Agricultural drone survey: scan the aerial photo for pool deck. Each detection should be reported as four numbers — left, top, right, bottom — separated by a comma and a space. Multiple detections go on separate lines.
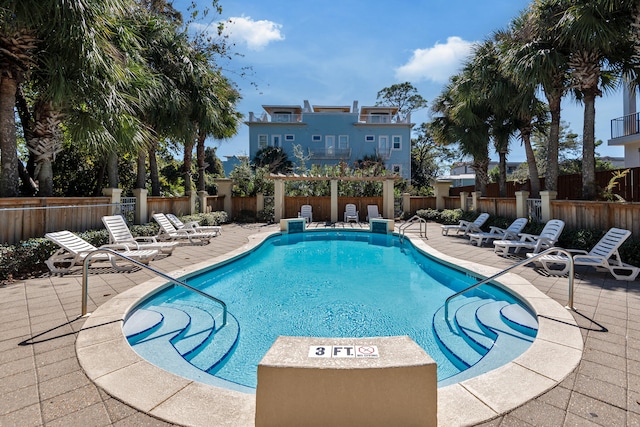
1, 221, 639, 426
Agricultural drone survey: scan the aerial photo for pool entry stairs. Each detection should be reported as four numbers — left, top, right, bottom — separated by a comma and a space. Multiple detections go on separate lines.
433, 295, 538, 387
123, 301, 249, 392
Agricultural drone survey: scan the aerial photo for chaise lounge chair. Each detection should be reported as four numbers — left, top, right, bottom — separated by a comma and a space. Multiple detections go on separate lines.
493, 219, 565, 256
165, 213, 221, 235
535, 227, 639, 280
102, 215, 179, 254
441, 213, 489, 236
298, 205, 313, 223
152, 213, 216, 245
366, 205, 382, 221
45, 230, 158, 275
344, 204, 359, 223
468, 217, 528, 247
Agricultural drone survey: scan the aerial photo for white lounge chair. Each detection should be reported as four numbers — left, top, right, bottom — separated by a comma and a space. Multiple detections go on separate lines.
366, 205, 382, 221
152, 213, 216, 245
535, 227, 639, 280
441, 213, 489, 236
165, 213, 221, 235
102, 215, 178, 254
468, 217, 528, 247
344, 204, 359, 223
298, 205, 313, 223
45, 230, 158, 275
493, 219, 565, 256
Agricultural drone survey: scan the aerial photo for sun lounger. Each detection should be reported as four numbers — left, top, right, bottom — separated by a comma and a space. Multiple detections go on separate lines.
441, 213, 489, 236
468, 217, 528, 247
344, 204, 359, 223
45, 230, 158, 275
534, 227, 639, 280
493, 219, 565, 256
102, 215, 178, 254
152, 213, 216, 245
165, 213, 221, 235
366, 205, 382, 221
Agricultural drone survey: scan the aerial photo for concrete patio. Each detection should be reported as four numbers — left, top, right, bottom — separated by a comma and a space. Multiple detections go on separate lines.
1, 221, 639, 426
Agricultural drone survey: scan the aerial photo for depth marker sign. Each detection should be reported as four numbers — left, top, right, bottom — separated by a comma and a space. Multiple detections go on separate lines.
308, 345, 379, 358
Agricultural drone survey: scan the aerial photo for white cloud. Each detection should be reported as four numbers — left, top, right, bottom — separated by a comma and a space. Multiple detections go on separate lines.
223, 16, 284, 51
395, 36, 474, 83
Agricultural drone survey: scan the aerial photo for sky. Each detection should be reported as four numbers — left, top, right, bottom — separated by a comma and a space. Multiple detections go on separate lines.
178, 0, 627, 164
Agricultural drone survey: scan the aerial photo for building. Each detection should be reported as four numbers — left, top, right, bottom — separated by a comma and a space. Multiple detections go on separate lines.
439, 161, 521, 187
608, 83, 640, 166
221, 155, 247, 177
245, 100, 413, 179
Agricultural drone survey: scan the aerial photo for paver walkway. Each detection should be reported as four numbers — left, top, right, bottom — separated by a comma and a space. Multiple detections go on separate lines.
1, 221, 639, 426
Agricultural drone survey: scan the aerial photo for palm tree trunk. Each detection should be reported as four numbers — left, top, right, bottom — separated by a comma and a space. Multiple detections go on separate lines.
183, 139, 195, 195
107, 152, 119, 188
545, 92, 561, 192
498, 150, 507, 197
581, 91, 597, 200
0, 75, 21, 197
148, 142, 160, 196
521, 128, 540, 198
196, 130, 206, 192
136, 149, 146, 189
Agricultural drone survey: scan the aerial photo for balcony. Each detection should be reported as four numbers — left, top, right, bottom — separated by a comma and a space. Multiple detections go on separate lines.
358, 113, 411, 124
247, 112, 303, 123
610, 112, 640, 139
309, 148, 352, 160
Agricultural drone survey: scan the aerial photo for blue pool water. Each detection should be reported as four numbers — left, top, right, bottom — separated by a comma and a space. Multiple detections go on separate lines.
126, 230, 537, 390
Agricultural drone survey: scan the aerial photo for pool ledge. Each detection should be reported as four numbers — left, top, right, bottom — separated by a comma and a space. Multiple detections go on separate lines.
76, 230, 583, 427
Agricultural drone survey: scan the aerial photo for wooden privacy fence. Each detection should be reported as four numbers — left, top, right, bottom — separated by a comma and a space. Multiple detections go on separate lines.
147, 196, 190, 217
476, 198, 517, 218
0, 197, 112, 244
284, 196, 384, 222
551, 200, 640, 236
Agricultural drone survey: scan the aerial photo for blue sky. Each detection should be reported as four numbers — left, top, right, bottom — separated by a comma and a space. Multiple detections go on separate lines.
181, 0, 625, 164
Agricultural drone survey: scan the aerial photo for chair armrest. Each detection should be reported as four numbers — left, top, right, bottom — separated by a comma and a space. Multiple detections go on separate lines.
134, 236, 160, 243
488, 226, 506, 235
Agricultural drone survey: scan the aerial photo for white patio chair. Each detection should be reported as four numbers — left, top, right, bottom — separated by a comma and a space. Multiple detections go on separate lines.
165, 213, 221, 235
102, 215, 178, 254
493, 219, 565, 256
366, 205, 382, 221
344, 204, 359, 223
468, 217, 528, 247
45, 230, 158, 275
535, 227, 639, 280
441, 213, 489, 236
152, 213, 216, 245
298, 205, 313, 223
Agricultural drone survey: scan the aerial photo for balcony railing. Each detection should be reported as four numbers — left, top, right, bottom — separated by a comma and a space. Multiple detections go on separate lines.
359, 114, 410, 124
248, 112, 303, 123
611, 112, 640, 139
309, 148, 352, 160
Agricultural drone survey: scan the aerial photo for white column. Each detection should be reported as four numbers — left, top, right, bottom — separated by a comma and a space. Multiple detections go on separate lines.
132, 188, 148, 224
274, 179, 285, 221
515, 191, 529, 219
540, 190, 557, 222
331, 180, 338, 223
382, 179, 394, 219
434, 181, 451, 210
102, 188, 122, 215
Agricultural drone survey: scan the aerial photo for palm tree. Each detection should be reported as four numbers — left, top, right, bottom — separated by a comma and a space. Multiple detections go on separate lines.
553, 0, 635, 199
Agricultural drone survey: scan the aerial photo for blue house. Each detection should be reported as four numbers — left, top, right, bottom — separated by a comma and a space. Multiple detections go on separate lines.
245, 100, 413, 179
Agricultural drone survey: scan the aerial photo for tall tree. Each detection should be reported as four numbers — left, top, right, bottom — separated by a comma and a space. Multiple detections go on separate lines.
375, 82, 427, 120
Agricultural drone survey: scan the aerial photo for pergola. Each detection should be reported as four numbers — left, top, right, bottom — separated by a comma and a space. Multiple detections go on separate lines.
269, 174, 400, 222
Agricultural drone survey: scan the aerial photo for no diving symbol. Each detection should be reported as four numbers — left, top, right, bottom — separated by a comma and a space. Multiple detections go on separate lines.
358, 346, 375, 354
356, 345, 379, 358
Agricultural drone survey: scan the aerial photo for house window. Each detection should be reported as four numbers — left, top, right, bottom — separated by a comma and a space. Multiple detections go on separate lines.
312, 135, 322, 142
338, 135, 349, 149
365, 135, 375, 142
271, 135, 281, 147
392, 135, 402, 150
392, 164, 402, 174
258, 134, 268, 149
285, 134, 295, 142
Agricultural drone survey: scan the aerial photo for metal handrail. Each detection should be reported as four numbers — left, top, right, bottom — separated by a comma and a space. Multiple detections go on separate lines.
82, 248, 227, 328
398, 215, 427, 241
444, 247, 575, 320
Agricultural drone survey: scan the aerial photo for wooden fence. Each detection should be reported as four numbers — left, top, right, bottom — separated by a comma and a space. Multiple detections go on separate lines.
148, 196, 191, 217
0, 197, 112, 244
284, 196, 384, 222
551, 200, 640, 236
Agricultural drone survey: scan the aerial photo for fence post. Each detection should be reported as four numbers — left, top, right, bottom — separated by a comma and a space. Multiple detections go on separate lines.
460, 192, 468, 211
434, 181, 451, 210
471, 192, 479, 212
198, 190, 209, 213
256, 193, 264, 213
331, 179, 338, 222
102, 188, 122, 215
382, 179, 394, 219
540, 190, 557, 222
515, 191, 529, 219
132, 188, 148, 224
215, 179, 234, 219
402, 193, 411, 217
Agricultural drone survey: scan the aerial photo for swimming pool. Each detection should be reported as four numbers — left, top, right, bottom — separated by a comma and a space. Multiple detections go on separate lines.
124, 229, 538, 390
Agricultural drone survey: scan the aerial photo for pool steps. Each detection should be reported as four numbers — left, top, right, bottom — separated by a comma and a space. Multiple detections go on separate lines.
434, 296, 537, 387
124, 295, 537, 390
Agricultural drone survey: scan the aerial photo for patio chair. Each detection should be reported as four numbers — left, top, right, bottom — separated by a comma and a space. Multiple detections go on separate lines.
493, 219, 565, 256
535, 227, 639, 280
441, 212, 489, 236
45, 230, 158, 275
165, 213, 221, 235
344, 204, 359, 223
366, 205, 382, 221
152, 213, 216, 245
102, 215, 178, 254
298, 205, 313, 223
468, 217, 528, 247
